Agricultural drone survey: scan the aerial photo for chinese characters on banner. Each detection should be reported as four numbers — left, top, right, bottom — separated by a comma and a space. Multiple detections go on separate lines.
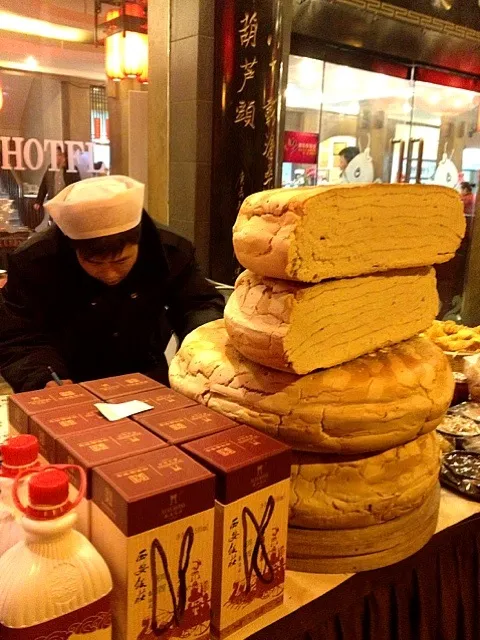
210, 0, 284, 284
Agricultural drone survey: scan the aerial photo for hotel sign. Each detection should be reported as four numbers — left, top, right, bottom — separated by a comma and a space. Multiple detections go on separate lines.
0, 137, 94, 172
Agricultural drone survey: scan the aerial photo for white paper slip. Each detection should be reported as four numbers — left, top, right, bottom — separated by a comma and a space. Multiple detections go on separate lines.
94, 400, 154, 422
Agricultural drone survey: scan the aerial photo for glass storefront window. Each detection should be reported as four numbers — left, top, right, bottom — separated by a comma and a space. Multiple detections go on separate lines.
0, 68, 109, 233
283, 56, 480, 192
282, 55, 480, 319
283, 57, 324, 187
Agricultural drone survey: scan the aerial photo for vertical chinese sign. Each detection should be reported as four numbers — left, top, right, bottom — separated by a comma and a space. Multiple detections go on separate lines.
210, 0, 284, 284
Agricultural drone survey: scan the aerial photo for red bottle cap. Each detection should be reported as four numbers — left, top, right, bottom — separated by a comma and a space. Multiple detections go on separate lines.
1, 435, 39, 470
28, 469, 69, 508
12, 464, 85, 520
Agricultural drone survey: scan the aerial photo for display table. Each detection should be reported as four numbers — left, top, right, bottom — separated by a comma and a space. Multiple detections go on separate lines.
228, 489, 480, 640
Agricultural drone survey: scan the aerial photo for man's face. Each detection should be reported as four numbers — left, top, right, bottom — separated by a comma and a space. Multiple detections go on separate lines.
76, 244, 139, 286
339, 155, 348, 171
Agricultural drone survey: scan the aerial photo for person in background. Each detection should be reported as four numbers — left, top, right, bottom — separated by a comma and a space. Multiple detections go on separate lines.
0, 176, 224, 391
435, 182, 475, 318
338, 146, 360, 179
459, 181, 475, 237
33, 146, 81, 212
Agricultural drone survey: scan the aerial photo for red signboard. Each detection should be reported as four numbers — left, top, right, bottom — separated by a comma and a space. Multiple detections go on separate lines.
284, 131, 319, 164
94, 117, 101, 140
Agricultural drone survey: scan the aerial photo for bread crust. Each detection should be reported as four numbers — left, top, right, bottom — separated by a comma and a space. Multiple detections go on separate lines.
289, 433, 440, 529
287, 484, 440, 573
169, 320, 454, 454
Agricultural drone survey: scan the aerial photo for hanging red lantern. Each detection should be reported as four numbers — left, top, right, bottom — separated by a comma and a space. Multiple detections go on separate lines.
98, 1, 148, 82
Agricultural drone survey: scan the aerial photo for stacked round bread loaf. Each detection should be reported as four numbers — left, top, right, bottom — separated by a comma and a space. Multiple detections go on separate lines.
170, 184, 465, 573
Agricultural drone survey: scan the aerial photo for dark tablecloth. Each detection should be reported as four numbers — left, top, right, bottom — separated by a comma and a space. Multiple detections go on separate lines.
248, 514, 480, 640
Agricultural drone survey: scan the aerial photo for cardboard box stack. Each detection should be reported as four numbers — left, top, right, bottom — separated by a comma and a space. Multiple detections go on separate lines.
6, 374, 236, 540
6, 374, 292, 638
170, 183, 466, 573
8, 384, 96, 437
30, 401, 124, 463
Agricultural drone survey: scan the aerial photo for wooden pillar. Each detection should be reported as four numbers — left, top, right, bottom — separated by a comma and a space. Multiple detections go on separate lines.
209, 0, 290, 284
107, 78, 136, 176
147, 0, 170, 225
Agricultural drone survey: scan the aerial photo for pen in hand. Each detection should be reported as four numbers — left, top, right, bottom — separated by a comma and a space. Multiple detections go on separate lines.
47, 366, 63, 386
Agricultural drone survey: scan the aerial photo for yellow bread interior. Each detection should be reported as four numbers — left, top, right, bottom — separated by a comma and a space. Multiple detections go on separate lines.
233, 184, 465, 282
225, 267, 439, 374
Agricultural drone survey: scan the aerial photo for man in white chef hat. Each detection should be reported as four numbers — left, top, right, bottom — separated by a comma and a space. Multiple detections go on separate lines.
0, 175, 224, 391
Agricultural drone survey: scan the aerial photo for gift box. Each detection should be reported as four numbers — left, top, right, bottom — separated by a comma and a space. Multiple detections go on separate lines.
91, 447, 215, 640
184, 426, 291, 639
56, 422, 166, 537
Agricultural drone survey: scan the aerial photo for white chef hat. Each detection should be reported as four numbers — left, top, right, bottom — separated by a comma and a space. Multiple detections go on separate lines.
44, 175, 144, 240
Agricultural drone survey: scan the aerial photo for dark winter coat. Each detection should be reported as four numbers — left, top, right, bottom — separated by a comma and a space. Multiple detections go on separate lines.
0, 213, 224, 392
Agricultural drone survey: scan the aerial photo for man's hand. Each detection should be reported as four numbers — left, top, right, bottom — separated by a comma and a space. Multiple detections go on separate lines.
33, 203, 41, 212
45, 379, 73, 388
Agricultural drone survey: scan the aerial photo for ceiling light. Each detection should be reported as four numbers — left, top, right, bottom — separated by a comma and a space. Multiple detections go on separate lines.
285, 84, 301, 107
402, 102, 412, 114
428, 93, 441, 105
285, 84, 323, 109
330, 102, 360, 116
0, 11, 92, 43
25, 56, 38, 70
453, 97, 466, 109
298, 58, 322, 87
332, 66, 356, 90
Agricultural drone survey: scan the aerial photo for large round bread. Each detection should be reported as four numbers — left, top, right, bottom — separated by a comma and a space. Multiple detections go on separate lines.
169, 320, 454, 454
225, 268, 439, 374
287, 484, 440, 573
233, 184, 465, 282
289, 433, 440, 529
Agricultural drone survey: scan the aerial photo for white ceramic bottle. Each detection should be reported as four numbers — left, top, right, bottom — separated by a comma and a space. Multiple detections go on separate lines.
0, 465, 113, 639
0, 434, 39, 556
